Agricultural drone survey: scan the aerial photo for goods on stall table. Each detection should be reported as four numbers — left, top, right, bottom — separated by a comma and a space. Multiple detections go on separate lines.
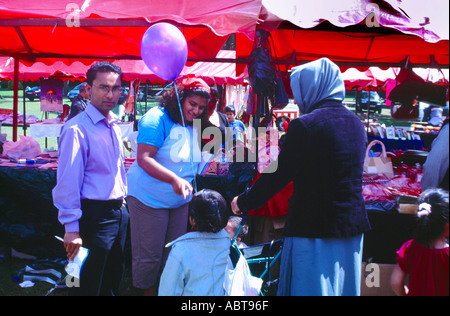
2, 135, 41, 161
362, 163, 422, 213
199, 147, 234, 177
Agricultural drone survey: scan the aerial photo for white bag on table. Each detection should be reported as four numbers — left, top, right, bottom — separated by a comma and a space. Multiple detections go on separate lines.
2, 135, 41, 161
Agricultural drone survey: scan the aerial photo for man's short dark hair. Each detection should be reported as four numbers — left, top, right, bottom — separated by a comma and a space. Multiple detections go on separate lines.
86, 61, 123, 86
79, 82, 87, 92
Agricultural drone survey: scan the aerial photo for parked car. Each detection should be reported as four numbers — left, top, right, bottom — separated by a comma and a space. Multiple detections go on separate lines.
67, 83, 82, 101
356, 90, 383, 114
25, 86, 40, 101
118, 87, 145, 104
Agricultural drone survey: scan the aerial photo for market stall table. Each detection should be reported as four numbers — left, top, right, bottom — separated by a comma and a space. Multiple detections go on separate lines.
0, 155, 421, 264
0, 160, 63, 258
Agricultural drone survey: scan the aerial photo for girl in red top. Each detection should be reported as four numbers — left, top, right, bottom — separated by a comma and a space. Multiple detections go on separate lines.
391, 189, 449, 296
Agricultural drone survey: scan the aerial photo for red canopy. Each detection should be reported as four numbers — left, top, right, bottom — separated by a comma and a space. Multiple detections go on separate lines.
0, 51, 245, 84
259, 0, 448, 43
341, 67, 397, 90
0, 57, 87, 81
1, 0, 448, 140
0, 0, 261, 65
232, 0, 449, 74
0, 0, 448, 70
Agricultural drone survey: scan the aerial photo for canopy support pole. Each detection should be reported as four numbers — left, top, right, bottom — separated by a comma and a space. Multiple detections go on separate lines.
13, 58, 19, 142
22, 82, 27, 136
367, 90, 371, 138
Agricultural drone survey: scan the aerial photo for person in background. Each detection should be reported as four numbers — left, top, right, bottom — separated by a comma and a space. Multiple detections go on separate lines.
422, 103, 438, 123
422, 117, 449, 191
158, 189, 230, 296
202, 87, 229, 153
207, 87, 229, 135
225, 216, 248, 248
391, 188, 449, 296
123, 119, 139, 158
231, 58, 370, 296
428, 106, 444, 127
126, 77, 210, 296
225, 105, 247, 145
278, 115, 290, 132
67, 82, 90, 120
52, 61, 128, 296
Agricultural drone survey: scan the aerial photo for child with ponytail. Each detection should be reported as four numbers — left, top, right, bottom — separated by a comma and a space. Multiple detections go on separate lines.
391, 188, 449, 296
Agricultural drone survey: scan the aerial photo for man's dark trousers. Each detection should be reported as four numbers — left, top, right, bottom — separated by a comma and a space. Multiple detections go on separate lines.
69, 199, 129, 296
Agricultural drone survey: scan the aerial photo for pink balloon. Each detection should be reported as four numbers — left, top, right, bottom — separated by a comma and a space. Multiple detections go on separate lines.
140, 23, 188, 81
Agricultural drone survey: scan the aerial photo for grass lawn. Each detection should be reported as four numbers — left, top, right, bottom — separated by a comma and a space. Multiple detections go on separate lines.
0, 256, 139, 296
0, 257, 62, 296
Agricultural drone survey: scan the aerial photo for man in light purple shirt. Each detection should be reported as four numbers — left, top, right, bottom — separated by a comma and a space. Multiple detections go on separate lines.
52, 61, 128, 296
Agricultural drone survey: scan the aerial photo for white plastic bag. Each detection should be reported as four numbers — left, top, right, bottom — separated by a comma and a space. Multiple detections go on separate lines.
224, 254, 263, 296
2, 135, 41, 161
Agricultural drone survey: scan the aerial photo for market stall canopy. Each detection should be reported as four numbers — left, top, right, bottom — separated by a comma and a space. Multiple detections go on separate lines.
0, 0, 261, 65
234, 0, 449, 73
384, 67, 449, 106
260, 0, 448, 43
0, 57, 87, 81
342, 67, 397, 90
388, 81, 447, 106
413, 68, 449, 83
341, 66, 449, 105
179, 50, 245, 85
0, 0, 448, 71
0, 51, 244, 84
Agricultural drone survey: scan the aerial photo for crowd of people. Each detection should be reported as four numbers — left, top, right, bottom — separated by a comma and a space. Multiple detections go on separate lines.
51, 59, 448, 296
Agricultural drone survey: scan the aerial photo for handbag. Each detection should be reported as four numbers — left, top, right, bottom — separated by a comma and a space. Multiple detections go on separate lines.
269, 34, 289, 109
274, 72, 289, 109
364, 140, 394, 178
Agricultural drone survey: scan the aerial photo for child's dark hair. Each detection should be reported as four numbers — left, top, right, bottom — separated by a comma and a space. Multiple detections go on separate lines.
189, 189, 229, 233
224, 105, 235, 114
415, 188, 449, 247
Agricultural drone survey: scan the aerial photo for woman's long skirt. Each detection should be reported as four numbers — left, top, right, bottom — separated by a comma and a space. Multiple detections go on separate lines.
277, 234, 364, 296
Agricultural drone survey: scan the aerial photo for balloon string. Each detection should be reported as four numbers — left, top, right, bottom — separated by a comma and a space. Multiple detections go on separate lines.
173, 80, 186, 128
173, 79, 198, 194
155, 81, 175, 96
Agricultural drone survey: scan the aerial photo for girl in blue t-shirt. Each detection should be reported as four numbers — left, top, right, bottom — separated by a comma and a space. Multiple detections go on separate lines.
126, 77, 211, 296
